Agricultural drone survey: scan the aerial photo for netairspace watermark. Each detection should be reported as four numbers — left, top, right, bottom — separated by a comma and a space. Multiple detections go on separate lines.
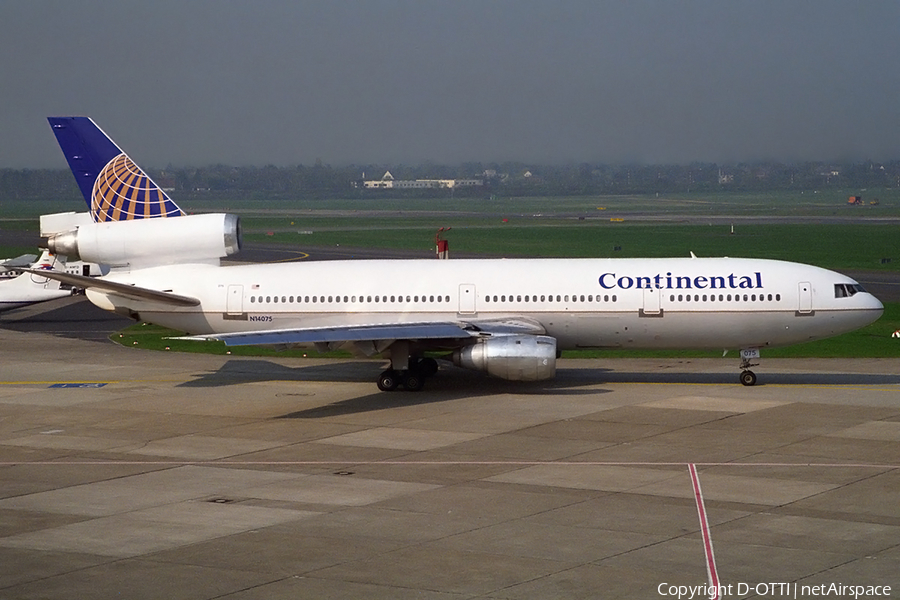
658, 582, 892, 599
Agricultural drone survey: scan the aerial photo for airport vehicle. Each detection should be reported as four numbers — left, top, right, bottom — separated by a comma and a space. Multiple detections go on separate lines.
0, 249, 72, 312
33, 117, 884, 390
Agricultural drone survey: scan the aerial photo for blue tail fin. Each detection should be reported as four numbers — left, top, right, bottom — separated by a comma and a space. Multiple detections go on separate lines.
48, 117, 185, 222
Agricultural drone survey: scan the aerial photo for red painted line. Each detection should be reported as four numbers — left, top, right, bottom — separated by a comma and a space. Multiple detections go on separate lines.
689, 463, 720, 599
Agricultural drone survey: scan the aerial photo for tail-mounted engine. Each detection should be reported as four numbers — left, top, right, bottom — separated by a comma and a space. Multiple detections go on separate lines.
452, 335, 557, 381
46, 213, 241, 267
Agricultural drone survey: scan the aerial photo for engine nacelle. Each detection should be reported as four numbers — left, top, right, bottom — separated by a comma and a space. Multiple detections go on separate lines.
452, 335, 557, 381
46, 213, 241, 267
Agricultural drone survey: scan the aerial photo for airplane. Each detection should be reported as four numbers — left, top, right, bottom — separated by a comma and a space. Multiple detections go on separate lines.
31, 117, 884, 391
0, 249, 73, 313
1, 253, 103, 279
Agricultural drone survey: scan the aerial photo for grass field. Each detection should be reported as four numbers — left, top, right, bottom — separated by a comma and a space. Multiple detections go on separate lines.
183, 187, 900, 217
6, 190, 898, 272
247, 222, 899, 272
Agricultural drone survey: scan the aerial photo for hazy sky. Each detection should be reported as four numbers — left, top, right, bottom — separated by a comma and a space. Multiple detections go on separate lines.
2, 1, 899, 168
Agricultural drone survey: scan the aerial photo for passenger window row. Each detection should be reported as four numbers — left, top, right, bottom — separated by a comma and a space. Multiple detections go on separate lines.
483, 294, 618, 303
669, 293, 781, 303
248, 292, 783, 307
250, 294, 451, 305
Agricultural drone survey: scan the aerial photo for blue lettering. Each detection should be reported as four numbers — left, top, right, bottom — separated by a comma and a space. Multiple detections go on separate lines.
598, 271, 764, 291
599, 273, 616, 289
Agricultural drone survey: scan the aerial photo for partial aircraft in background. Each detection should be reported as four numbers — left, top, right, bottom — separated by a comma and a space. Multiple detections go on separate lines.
31, 117, 884, 391
0, 254, 38, 278
0, 249, 73, 313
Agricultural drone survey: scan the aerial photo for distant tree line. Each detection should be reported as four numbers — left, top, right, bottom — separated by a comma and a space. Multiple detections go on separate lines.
2, 160, 900, 201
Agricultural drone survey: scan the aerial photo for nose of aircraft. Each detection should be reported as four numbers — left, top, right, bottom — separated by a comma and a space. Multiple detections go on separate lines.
864, 292, 885, 322
873, 294, 884, 311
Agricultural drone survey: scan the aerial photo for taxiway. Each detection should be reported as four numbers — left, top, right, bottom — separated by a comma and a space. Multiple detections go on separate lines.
1, 323, 898, 599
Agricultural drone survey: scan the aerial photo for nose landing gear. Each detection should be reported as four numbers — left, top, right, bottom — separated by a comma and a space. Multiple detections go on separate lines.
739, 348, 760, 386
739, 369, 757, 386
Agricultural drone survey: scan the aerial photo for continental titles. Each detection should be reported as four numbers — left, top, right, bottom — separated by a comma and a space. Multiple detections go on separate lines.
599, 272, 763, 291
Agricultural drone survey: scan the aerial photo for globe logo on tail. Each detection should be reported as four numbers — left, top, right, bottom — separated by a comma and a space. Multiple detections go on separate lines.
91, 154, 185, 222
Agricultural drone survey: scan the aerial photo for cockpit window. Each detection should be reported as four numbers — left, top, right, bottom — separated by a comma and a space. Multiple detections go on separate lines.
834, 283, 866, 298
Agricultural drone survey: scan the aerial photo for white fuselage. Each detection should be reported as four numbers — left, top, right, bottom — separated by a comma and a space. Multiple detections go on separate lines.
89, 257, 883, 351
0, 271, 71, 313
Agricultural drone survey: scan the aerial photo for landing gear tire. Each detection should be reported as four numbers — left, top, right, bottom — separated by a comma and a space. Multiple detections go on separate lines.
377, 369, 401, 392
402, 370, 425, 392
740, 370, 757, 387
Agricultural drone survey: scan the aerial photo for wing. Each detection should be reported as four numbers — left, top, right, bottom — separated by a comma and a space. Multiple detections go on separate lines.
185, 322, 476, 346
179, 316, 547, 347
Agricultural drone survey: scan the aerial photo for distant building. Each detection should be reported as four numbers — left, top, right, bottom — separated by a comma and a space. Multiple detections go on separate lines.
361, 171, 483, 189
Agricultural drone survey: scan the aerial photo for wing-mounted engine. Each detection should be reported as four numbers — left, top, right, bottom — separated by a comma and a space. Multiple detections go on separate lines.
45, 213, 241, 268
452, 335, 557, 381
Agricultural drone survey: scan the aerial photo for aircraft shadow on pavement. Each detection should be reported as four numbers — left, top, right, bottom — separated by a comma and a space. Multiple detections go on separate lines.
277, 376, 616, 419
177, 359, 900, 418
176, 359, 615, 418
177, 358, 377, 387
178, 359, 618, 391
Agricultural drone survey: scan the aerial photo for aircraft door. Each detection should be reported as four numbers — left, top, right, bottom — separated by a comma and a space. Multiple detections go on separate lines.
798, 282, 812, 314
642, 286, 661, 316
458, 283, 476, 315
226, 284, 244, 316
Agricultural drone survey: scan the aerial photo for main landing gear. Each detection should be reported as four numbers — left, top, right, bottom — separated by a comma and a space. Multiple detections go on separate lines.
377, 358, 439, 392
377, 341, 438, 392
739, 348, 760, 386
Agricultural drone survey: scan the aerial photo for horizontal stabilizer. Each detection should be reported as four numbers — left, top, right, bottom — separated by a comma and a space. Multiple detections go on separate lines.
0, 254, 38, 269
21, 269, 199, 307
